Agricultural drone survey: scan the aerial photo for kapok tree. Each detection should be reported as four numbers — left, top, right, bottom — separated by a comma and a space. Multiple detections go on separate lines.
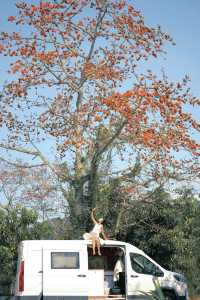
0, 0, 199, 236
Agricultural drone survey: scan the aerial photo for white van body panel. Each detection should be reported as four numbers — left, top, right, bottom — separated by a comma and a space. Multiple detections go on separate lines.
25, 249, 42, 295
15, 240, 188, 300
126, 244, 156, 295
43, 244, 88, 296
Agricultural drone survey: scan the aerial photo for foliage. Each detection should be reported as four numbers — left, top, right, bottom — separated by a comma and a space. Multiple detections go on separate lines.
112, 187, 200, 296
0, 204, 51, 295
170, 189, 200, 296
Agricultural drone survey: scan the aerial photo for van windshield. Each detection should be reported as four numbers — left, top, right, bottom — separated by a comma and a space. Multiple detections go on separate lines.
130, 253, 162, 276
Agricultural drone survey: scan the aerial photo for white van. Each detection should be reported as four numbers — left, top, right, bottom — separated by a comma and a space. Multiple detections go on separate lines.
15, 240, 188, 300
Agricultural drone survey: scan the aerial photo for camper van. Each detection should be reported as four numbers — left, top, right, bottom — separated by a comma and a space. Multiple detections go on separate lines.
15, 240, 188, 300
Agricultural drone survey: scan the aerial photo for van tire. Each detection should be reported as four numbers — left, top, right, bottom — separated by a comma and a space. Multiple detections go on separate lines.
162, 290, 177, 300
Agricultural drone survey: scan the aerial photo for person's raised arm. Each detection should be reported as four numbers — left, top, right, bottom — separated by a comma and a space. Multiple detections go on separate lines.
91, 208, 98, 224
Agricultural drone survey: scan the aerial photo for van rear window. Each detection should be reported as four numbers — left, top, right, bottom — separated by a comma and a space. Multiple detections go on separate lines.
51, 252, 79, 269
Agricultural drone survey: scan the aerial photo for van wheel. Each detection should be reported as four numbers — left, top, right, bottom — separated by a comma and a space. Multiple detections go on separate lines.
163, 290, 176, 300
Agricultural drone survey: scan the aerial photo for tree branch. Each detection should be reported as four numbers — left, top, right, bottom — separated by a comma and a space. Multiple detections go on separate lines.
30, 141, 55, 174
0, 143, 39, 156
92, 120, 127, 165
0, 157, 46, 169
76, 3, 108, 110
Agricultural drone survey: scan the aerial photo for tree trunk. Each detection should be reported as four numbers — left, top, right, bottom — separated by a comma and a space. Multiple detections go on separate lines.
66, 162, 99, 238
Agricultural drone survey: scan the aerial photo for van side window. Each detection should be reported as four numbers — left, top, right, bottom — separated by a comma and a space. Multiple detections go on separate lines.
130, 253, 163, 276
51, 252, 79, 269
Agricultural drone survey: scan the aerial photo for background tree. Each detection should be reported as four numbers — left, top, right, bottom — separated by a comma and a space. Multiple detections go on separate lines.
0, 160, 65, 220
170, 189, 200, 296
110, 186, 200, 296
0, 204, 47, 295
0, 0, 199, 237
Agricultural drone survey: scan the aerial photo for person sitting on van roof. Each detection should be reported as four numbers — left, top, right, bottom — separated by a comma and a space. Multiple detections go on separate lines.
83, 208, 108, 256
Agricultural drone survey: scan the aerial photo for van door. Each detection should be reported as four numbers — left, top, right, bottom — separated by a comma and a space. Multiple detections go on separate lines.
43, 244, 88, 298
126, 252, 164, 297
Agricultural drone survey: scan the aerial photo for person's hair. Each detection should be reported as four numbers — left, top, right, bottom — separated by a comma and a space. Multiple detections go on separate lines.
100, 218, 106, 225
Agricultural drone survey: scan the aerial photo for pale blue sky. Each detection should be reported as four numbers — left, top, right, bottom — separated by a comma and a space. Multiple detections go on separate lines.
136, 0, 200, 84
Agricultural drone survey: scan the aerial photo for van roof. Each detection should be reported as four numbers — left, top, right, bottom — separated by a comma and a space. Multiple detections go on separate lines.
20, 239, 142, 253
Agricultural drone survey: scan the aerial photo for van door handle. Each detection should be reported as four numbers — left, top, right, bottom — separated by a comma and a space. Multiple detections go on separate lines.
77, 274, 86, 277
131, 275, 139, 278
38, 271, 43, 273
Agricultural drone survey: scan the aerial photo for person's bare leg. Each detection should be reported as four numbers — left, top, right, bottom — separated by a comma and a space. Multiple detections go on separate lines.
96, 238, 101, 255
92, 237, 96, 255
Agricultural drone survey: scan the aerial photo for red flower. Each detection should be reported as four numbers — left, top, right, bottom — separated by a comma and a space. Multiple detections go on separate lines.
31, 6, 38, 12
0, 44, 4, 52
8, 16, 16, 22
